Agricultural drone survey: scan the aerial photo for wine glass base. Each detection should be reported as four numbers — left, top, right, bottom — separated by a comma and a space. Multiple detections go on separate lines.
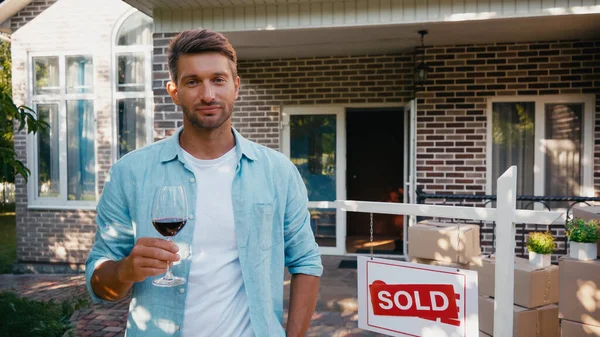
152, 276, 186, 287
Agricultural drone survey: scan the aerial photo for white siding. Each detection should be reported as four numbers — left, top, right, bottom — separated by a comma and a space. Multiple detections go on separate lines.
150, 0, 600, 32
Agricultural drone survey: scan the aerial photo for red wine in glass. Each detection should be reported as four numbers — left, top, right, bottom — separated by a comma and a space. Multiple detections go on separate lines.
152, 185, 187, 287
152, 218, 187, 237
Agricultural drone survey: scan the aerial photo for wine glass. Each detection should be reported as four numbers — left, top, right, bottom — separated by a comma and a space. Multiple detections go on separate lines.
151, 185, 187, 287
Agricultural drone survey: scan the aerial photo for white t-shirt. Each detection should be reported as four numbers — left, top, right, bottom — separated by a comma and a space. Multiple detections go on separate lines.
181, 146, 254, 337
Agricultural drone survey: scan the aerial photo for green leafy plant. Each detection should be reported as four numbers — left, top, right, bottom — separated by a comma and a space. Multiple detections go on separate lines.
0, 291, 89, 337
0, 41, 49, 183
566, 218, 600, 243
526, 231, 556, 255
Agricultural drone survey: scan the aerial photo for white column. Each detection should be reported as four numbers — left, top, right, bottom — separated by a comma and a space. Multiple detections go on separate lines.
493, 166, 518, 337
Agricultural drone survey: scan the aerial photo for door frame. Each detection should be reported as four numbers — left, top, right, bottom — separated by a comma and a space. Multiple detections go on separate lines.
281, 106, 347, 255
403, 99, 417, 256
281, 103, 417, 256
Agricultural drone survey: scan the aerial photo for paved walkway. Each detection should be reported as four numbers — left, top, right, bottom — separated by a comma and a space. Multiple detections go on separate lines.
0, 256, 389, 337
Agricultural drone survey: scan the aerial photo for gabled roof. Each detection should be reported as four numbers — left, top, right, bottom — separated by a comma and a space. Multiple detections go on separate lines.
0, 0, 33, 32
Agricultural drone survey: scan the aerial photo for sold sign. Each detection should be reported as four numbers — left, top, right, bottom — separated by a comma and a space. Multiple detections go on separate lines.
369, 281, 461, 327
358, 257, 479, 337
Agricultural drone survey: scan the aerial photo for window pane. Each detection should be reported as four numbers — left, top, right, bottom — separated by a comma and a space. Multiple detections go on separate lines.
310, 208, 336, 247
66, 55, 93, 94
37, 103, 60, 198
290, 114, 336, 202
491, 102, 535, 205
117, 12, 153, 46
67, 100, 96, 201
117, 53, 145, 92
33, 57, 59, 95
118, 98, 147, 158
545, 103, 583, 208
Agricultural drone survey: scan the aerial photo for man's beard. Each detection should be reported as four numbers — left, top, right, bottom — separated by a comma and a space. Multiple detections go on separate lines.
182, 101, 233, 130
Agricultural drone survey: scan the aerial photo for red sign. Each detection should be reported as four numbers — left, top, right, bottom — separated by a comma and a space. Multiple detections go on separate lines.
369, 281, 461, 327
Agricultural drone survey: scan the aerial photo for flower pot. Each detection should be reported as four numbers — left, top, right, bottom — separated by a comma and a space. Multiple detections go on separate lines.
569, 242, 598, 261
528, 251, 551, 268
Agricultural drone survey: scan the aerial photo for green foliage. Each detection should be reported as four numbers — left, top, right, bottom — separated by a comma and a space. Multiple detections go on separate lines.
0, 41, 49, 183
566, 218, 600, 243
0, 291, 89, 337
526, 231, 556, 255
0, 214, 16, 274
492, 103, 535, 145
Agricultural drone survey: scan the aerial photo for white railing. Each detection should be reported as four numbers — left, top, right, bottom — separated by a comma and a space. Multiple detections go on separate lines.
336, 166, 564, 337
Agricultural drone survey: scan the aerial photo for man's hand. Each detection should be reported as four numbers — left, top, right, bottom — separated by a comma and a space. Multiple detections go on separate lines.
91, 237, 180, 301
117, 237, 180, 283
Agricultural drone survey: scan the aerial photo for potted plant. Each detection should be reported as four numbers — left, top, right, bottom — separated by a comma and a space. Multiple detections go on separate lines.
526, 231, 555, 268
566, 218, 599, 261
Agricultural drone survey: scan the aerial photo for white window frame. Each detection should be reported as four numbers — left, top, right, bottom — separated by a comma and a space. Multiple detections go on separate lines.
27, 51, 98, 210
111, 8, 154, 163
281, 106, 347, 255
486, 94, 595, 205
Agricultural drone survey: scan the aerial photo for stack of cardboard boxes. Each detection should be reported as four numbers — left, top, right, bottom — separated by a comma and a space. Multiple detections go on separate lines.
471, 256, 560, 336
407, 220, 481, 268
408, 210, 600, 336
559, 206, 600, 337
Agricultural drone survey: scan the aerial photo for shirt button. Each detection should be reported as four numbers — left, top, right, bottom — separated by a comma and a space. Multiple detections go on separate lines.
188, 214, 195, 220
189, 177, 195, 183
176, 325, 180, 331
179, 288, 185, 294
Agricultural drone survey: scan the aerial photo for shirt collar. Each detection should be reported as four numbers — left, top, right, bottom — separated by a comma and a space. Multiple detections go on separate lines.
159, 126, 257, 163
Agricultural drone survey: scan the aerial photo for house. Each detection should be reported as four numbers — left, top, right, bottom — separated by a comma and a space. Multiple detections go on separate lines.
2, 0, 599, 272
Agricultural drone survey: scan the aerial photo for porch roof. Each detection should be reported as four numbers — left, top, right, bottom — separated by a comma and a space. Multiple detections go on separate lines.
122, 0, 600, 60
222, 15, 600, 60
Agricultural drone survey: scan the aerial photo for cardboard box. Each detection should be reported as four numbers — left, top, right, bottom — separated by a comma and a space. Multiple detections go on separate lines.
572, 205, 600, 259
559, 258, 600, 327
479, 296, 559, 337
471, 256, 559, 308
408, 221, 481, 264
408, 256, 471, 270
561, 319, 600, 337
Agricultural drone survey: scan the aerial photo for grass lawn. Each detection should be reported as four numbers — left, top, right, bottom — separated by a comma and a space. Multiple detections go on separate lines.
0, 213, 16, 274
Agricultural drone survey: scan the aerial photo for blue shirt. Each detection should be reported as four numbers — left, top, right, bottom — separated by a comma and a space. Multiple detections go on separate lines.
85, 127, 323, 337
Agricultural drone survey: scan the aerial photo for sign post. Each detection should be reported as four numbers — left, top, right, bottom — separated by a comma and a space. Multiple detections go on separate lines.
338, 166, 564, 337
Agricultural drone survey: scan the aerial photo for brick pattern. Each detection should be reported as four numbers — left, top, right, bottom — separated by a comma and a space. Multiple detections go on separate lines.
9, 0, 58, 32
414, 40, 600, 257
415, 40, 600, 196
11, 0, 132, 266
152, 33, 414, 147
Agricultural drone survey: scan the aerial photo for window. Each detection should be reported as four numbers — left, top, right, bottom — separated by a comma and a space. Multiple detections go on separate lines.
29, 54, 96, 208
113, 11, 153, 159
487, 95, 595, 209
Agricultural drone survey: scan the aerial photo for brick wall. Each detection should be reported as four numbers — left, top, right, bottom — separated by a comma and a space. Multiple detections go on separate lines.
10, 0, 58, 32
11, 0, 132, 271
414, 40, 600, 257
152, 32, 414, 146
416, 40, 600, 196
154, 35, 599, 196
154, 34, 599, 260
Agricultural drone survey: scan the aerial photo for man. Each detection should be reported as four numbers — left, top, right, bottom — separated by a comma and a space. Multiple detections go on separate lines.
86, 28, 323, 337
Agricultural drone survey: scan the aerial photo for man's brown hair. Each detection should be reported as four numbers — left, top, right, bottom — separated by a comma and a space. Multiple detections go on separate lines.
167, 29, 238, 83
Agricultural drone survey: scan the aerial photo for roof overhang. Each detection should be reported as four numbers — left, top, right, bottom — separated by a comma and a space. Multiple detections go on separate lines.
0, 0, 33, 31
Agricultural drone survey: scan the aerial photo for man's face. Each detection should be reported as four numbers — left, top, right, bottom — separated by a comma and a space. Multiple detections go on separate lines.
167, 52, 240, 130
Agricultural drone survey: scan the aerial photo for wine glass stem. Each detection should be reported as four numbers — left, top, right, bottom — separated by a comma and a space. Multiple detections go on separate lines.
164, 237, 174, 280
